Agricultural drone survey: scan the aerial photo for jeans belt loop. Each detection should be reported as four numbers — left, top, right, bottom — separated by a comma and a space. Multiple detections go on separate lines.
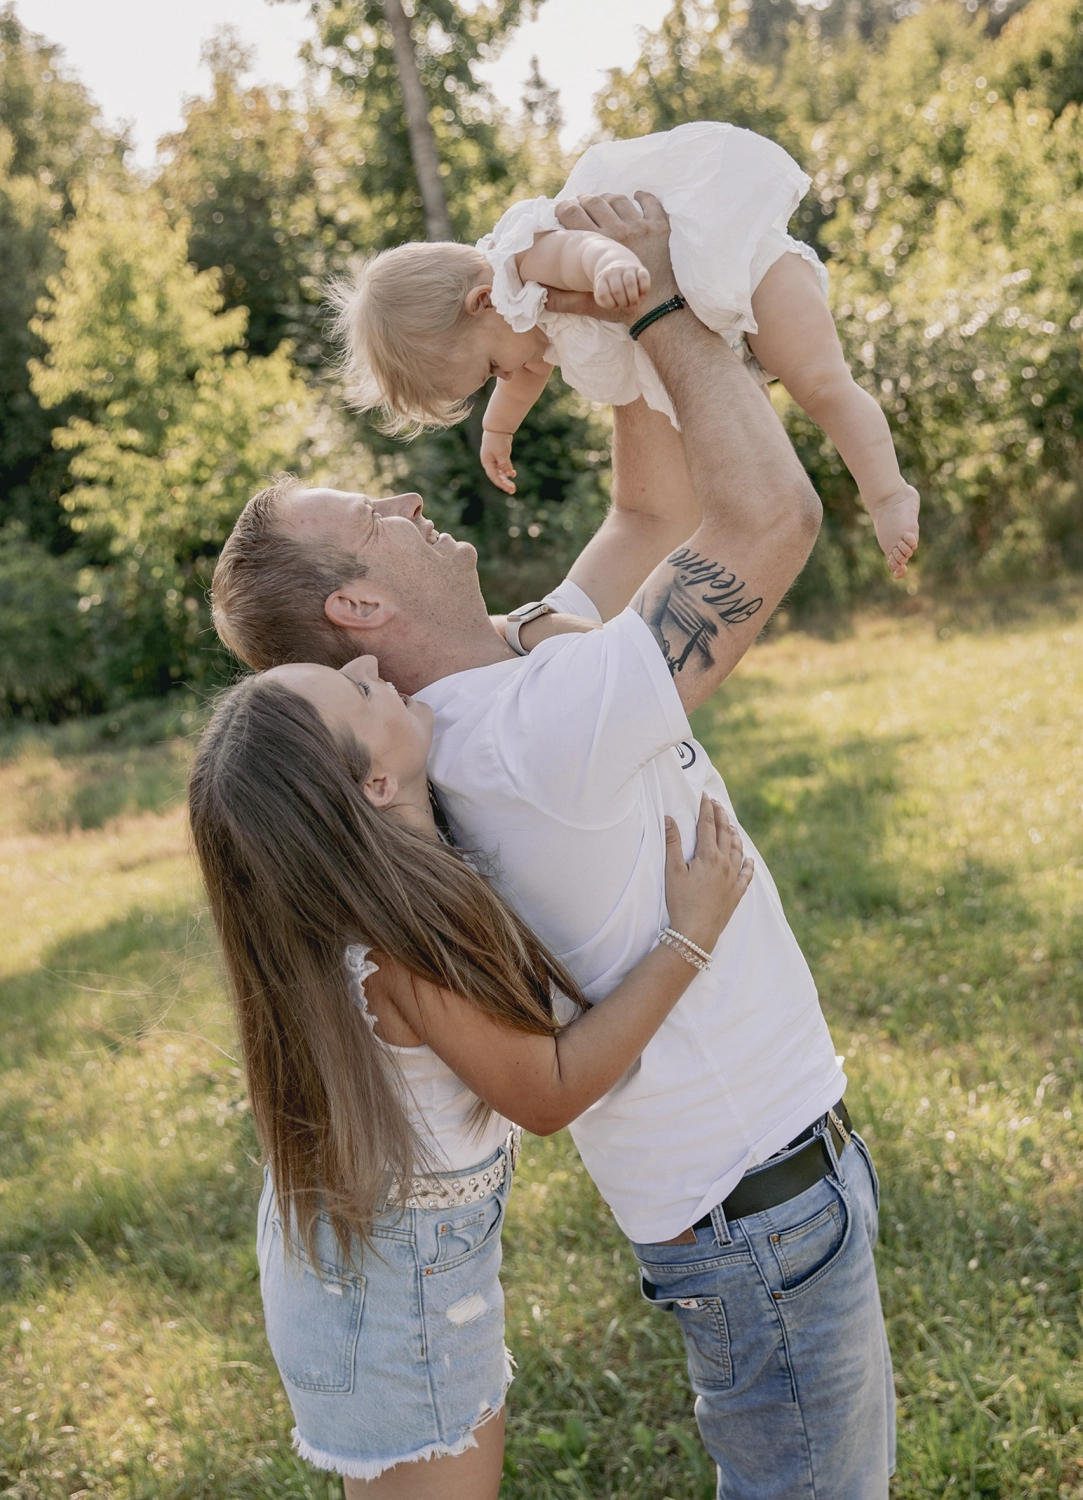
709, 1201, 733, 1247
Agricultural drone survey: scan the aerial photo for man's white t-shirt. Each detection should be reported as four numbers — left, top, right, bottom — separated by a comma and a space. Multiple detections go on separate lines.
414, 581, 844, 1243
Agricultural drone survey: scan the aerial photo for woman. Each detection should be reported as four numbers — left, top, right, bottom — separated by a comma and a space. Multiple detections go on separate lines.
188, 651, 752, 1498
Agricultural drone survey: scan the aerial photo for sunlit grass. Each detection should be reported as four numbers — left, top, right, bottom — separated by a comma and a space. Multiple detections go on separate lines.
1, 594, 1081, 1498
693, 599, 1083, 1500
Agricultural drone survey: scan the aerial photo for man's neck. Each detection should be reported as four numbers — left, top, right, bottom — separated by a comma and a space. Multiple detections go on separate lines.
375, 615, 515, 697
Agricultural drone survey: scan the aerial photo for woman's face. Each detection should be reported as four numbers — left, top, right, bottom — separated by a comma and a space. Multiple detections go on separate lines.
269, 657, 434, 802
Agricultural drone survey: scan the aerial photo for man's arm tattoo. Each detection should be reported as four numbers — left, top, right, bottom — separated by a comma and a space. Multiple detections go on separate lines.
636, 548, 763, 676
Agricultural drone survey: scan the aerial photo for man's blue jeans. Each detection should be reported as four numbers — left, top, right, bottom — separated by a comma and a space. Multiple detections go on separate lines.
629, 1130, 895, 1499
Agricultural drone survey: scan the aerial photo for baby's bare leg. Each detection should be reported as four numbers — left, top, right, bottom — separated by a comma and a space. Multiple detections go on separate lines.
747, 254, 919, 577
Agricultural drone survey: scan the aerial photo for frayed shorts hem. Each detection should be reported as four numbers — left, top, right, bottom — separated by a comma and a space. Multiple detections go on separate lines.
291, 1396, 506, 1482
291, 1349, 513, 1482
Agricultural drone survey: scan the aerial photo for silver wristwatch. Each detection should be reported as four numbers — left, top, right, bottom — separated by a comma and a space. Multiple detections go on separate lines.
505, 600, 553, 656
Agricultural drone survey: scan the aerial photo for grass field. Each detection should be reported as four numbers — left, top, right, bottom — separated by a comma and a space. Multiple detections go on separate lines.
2, 591, 1082, 1500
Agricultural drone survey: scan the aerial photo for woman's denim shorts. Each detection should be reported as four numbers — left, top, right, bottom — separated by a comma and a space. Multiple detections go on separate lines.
256, 1141, 514, 1482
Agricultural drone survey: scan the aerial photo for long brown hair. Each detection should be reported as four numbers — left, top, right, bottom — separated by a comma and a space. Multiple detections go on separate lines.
188, 673, 584, 1263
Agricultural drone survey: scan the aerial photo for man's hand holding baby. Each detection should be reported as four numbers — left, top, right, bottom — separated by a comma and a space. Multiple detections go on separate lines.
552, 192, 677, 321
481, 193, 676, 497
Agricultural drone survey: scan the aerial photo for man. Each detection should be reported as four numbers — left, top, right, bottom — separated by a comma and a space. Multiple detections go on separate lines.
212, 193, 894, 1497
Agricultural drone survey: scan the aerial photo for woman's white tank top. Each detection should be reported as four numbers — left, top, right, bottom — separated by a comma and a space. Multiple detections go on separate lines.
345, 944, 511, 1173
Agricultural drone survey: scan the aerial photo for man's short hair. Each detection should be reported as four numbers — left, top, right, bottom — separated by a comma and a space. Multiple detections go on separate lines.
212, 475, 366, 672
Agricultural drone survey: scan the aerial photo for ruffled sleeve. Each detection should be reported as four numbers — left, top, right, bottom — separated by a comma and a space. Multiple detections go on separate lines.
476, 196, 562, 334
345, 943, 380, 1031
552, 990, 581, 1027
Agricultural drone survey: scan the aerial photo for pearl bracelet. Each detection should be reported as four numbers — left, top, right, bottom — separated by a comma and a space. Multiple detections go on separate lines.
658, 927, 712, 973
661, 926, 713, 964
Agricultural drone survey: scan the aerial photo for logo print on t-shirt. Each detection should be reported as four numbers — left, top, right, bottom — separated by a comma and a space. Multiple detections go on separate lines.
676, 741, 697, 771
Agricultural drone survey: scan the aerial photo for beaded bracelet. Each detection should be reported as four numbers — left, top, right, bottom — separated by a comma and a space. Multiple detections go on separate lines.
658, 927, 712, 973
661, 926, 713, 965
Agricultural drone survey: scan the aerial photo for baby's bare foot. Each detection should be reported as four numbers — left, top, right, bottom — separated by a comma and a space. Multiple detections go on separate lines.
868, 482, 920, 579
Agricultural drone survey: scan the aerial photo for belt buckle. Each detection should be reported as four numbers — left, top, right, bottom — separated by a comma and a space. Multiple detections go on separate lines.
827, 1106, 852, 1151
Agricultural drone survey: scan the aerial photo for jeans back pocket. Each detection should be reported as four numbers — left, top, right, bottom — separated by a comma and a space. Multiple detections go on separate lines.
259, 1216, 366, 1394
672, 1295, 733, 1392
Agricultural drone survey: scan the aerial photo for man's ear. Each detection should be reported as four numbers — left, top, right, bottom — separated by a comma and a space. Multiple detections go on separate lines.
464, 284, 493, 317
324, 579, 394, 633
362, 770, 399, 811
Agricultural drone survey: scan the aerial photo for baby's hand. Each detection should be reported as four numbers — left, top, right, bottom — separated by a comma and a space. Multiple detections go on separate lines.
481, 430, 517, 495
593, 256, 651, 311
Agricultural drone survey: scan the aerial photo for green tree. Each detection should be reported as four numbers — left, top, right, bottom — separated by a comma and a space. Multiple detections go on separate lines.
298, 0, 539, 243
596, 0, 1083, 597
0, 4, 123, 550
299, 0, 610, 575
0, 522, 98, 718
838, 94, 1083, 578
156, 29, 359, 368
380, 0, 453, 237
30, 184, 312, 694
991, 0, 1083, 113
595, 3, 787, 142
158, 5, 605, 583
806, 1, 1083, 583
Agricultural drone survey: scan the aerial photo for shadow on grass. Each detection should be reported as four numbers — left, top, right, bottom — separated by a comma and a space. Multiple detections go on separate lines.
0, 904, 214, 1069
0, 1139, 261, 1299
0, 898, 244, 1302
501, 1139, 715, 1498
693, 683, 909, 918
691, 678, 1082, 1051
929, 576, 1083, 636
10, 741, 190, 833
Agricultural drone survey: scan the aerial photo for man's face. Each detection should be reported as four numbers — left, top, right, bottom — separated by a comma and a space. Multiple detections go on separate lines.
280, 486, 483, 626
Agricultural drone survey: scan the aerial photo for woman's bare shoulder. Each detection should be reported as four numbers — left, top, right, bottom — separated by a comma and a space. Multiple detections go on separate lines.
360, 952, 426, 1048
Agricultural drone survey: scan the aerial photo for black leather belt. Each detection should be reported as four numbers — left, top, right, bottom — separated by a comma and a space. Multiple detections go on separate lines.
691, 1098, 853, 1230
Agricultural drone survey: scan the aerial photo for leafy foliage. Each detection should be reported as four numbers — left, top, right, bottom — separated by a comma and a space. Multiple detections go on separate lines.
5, 0, 1083, 712
155, 28, 386, 372
156, 33, 330, 367
297, 1, 605, 557
597, 0, 1083, 602
29, 185, 312, 696
0, 5, 122, 550
301, 0, 538, 243
0, 525, 98, 718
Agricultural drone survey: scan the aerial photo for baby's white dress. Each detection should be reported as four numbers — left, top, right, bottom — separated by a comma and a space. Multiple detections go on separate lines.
476, 120, 828, 426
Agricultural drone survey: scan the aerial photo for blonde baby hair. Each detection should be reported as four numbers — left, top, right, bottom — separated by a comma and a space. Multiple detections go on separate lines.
329, 241, 491, 435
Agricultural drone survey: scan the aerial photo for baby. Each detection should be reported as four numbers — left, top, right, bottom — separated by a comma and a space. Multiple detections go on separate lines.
334, 121, 919, 578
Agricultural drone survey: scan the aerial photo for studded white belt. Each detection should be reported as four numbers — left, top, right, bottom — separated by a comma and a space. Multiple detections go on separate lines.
401, 1127, 522, 1212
